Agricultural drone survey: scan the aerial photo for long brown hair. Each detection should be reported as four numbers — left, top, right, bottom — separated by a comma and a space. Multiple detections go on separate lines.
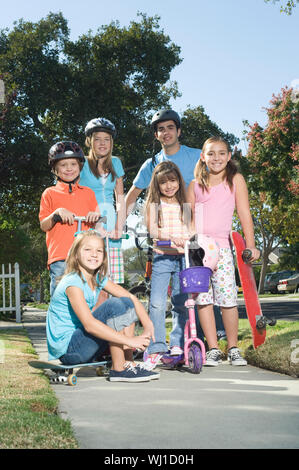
145, 161, 188, 227
64, 231, 108, 288
85, 132, 117, 181
194, 136, 238, 192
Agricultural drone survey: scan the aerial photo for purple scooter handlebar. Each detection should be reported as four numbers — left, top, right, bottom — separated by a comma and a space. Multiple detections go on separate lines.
156, 240, 171, 247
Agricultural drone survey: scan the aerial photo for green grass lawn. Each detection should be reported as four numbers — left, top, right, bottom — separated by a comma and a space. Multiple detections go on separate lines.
166, 318, 299, 377
234, 319, 299, 378
0, 329, 79, 449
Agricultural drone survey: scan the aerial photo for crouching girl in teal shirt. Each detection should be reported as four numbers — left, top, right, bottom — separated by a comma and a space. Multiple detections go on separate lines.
46, 230, 159, 382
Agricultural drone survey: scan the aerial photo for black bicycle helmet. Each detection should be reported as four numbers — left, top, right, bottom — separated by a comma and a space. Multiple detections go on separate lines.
151, 109, 181, 130
84, 117, 116, 138
48, 141, 85, 168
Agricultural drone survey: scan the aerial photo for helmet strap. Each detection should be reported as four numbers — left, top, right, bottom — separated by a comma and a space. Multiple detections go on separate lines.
57, 175, 80, 193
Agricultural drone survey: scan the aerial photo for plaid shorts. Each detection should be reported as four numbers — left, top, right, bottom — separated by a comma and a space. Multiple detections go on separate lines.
108, 247, 124, 284
195, 248, 238, 307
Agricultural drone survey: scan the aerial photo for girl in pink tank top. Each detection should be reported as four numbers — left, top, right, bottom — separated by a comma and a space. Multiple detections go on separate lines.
187, 137, 260, 366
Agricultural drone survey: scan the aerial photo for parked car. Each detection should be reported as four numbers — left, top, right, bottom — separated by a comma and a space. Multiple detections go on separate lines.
264, 270, 295, 294
277, 272, 299, 293
20, 283, 34, 302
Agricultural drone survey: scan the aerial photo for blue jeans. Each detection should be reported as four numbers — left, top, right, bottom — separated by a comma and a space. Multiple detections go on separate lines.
49, 260, 66, 297
148, 253, 188, 354
60, 297, 137, 365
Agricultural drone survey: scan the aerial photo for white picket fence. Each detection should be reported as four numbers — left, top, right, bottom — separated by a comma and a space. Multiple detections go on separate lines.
0, 263, 21, 323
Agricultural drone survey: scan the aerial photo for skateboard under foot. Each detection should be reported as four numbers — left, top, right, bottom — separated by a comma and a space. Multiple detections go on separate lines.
29, 360, 108, 386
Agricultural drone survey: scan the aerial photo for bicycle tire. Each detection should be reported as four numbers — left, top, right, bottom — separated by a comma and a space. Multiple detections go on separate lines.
129, 284, 150, 336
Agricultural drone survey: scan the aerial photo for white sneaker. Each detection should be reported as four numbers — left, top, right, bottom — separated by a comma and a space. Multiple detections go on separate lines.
228, 347, 247, 366
205, 349, 222, 366
170, 346, 184, 356
143, 353, 163, 371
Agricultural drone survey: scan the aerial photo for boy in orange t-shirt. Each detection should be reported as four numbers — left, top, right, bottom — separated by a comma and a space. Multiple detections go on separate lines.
39, 141, 101, 296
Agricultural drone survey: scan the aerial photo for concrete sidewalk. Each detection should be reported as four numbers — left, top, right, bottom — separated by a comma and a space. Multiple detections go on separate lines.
2, 307, 299, 449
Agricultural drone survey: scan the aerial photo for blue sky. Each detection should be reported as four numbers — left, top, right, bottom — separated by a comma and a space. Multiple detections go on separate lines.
0, 0, 298, 154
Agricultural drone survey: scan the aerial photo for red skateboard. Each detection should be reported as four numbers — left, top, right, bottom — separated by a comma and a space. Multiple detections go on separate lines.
231, 231, 275, 348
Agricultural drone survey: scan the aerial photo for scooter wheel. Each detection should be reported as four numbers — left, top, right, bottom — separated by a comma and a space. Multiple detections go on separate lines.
188, 344, 202, 374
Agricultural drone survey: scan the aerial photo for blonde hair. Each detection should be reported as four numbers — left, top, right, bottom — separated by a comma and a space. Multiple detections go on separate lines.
85, 132, 116, 181
145, 161, 188, 227
194, 136, 238, 192
64, 231, 108, 289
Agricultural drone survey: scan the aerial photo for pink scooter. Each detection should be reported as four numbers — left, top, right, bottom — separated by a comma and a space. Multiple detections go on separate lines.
158, 236, 219, 373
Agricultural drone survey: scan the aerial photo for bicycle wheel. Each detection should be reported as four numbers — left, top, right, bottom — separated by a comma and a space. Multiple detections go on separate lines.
129, 284, 150, 336
129, 284, 150, 314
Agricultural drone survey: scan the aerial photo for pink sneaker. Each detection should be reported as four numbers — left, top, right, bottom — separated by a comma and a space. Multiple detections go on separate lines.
170, 346, 184, 356
143, 353, 163, 371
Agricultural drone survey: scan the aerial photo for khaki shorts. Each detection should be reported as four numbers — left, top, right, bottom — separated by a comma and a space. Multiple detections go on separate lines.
195, 248, 238, 307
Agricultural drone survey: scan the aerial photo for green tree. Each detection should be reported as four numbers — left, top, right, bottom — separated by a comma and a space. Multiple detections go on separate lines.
278, 242, 299, 270
264, 0, 299, 15
180, 105, 239, 150
237, 86, 299, 292
0, 11, 182, 226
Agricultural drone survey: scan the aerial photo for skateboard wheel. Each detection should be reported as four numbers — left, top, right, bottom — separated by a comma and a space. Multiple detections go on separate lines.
256, 317, 266, 330
242, 249, 252, 263
50, 375, 67, 384
188, 344, 202, 374
268, 318, 277, 327
67, 374, 77, 386
96, 366, 107, 376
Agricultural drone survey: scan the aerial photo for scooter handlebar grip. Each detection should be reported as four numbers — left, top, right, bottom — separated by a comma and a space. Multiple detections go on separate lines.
156, 240, 171, 247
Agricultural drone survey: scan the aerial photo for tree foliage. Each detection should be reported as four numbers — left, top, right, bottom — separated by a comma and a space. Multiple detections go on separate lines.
0, 12, 182, 227
264, 0, 299, 14
237, 86, 299, 292
243, 87, 298, 207
180, 105, 239, 150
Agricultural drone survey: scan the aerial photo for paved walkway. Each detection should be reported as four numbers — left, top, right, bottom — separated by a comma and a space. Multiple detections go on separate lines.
1, 307, 299, 450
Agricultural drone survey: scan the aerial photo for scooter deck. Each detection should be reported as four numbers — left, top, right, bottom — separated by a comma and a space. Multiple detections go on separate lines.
231, 231, 266, 348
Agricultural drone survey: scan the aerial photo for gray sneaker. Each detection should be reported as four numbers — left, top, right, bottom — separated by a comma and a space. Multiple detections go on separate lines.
228, 347, 247, 366
205, 348, 222, 366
